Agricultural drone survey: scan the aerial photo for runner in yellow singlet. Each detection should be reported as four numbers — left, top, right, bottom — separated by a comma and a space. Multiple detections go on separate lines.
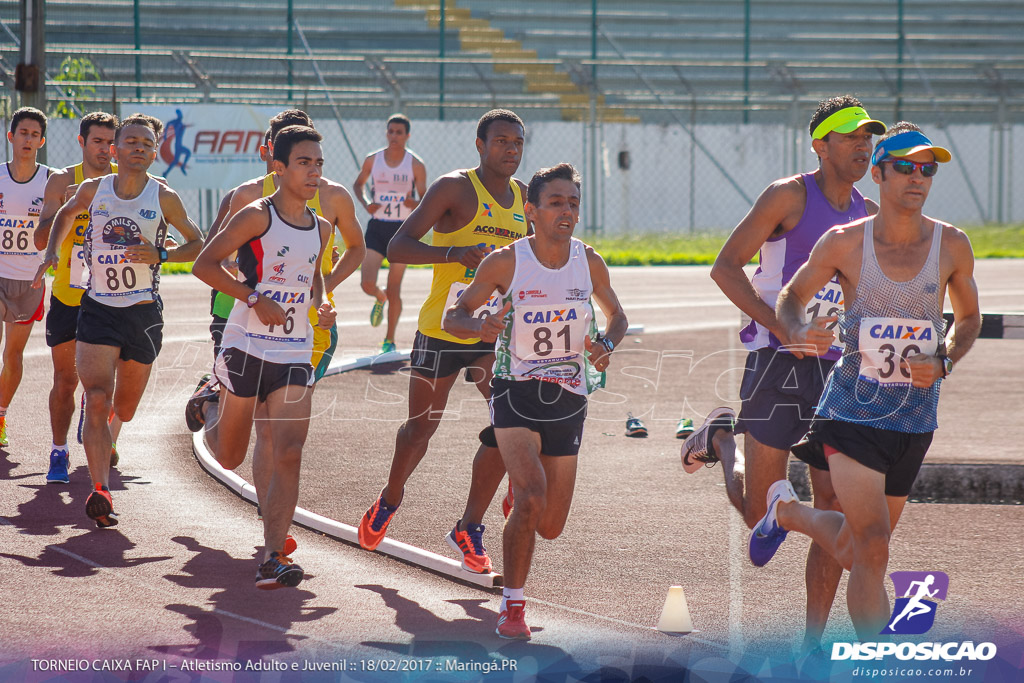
35, 112, 121, 483
358, 109, 529, 576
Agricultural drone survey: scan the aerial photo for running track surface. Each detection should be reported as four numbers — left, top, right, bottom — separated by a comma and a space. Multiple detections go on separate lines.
2, 262, 1022, 681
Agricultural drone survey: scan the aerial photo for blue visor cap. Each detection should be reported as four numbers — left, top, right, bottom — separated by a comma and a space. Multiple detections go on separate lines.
872, 130, 952, 166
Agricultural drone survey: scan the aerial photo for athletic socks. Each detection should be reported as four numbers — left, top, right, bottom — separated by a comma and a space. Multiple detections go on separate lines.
501, 587, 525, 613
0, 406, 7, 418
52, 442, 67, 453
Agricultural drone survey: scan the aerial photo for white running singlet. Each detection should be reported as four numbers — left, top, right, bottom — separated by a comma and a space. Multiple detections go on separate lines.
370, 149, 415, 222
221, 198, 323, 364
493, 237, 604, 396
84, 175, 166, 307
0, 162, 50, 280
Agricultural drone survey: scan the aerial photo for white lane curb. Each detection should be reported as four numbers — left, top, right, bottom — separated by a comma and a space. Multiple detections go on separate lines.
190, 349, 502, 590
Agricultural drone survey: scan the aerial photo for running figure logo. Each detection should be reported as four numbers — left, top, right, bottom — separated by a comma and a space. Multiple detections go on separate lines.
881, 570, 949, 635
160, 109, 192, 177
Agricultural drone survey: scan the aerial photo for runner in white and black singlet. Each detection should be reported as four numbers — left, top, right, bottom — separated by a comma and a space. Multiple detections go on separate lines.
0, 107, 51, 450
192, 125, 336, 591
444, 163, 627, 641
758, 123, 982, 640
37, 114, 204, 528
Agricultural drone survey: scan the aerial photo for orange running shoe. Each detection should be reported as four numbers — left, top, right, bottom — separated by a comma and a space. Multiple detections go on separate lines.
358, 490, 399, 551
496, 600, 531, 640
85, 483, 118, 528
446, 521, 492, 573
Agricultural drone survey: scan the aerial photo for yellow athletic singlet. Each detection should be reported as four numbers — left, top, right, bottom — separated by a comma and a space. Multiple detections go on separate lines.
53, 163, 116, 306
261, 174, 337, 375
417, 169, 526, 344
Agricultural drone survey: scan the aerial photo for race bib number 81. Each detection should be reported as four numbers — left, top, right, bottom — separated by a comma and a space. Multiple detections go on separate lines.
858, 317, 938, 385
514, 304, 587, 364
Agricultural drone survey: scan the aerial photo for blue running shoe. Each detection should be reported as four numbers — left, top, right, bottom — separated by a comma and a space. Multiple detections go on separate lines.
46, 449, 70, 484
749, 479, 798, 567
381, 340, 397, 354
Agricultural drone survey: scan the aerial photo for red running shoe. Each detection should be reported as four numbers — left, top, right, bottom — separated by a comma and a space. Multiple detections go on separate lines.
496, 600, 531, 640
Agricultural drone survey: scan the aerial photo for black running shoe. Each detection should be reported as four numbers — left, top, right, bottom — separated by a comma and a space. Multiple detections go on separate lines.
185, 374, 218, 433
256, 551, 304, 590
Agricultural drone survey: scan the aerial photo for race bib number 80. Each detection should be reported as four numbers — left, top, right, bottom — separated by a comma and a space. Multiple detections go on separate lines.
858, 317, 938, 385
91, 248, 152, 298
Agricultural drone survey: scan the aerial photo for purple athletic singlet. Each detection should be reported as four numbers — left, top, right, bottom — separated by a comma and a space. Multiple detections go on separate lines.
739, 171, 867, 362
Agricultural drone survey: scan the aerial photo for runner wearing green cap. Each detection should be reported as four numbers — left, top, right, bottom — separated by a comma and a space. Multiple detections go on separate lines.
682, 95, 885, 653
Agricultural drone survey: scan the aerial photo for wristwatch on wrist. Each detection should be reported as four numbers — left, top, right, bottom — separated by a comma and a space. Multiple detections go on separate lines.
939, 354, 953, 378
599, 336, 615, 354
246, 291, 260, 308
157, 247, 169, 263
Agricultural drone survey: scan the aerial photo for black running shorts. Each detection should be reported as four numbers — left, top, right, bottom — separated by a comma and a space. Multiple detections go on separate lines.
365, 218, 403, 258
45, 295, 79, 348
76, 294, 163, 365
791, 417, 933, 497
490, 378, 587, 457
214, 346, 314, 404
409, 330, 493, 380
735, 347, 835, 451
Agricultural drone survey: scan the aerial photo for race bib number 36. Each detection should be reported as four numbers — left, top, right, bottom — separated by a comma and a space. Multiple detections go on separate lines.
246, 284, 310, 343
444, 282, 499, 321
91, 248, 152, 298
858, 317, 938, 385
514, 304, 587, 365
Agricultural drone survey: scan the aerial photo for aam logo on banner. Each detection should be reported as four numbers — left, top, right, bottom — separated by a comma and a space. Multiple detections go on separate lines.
881, 570, 949, 635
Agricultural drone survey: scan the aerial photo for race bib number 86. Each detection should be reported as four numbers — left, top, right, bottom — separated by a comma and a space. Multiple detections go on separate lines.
858, 317, 938, 385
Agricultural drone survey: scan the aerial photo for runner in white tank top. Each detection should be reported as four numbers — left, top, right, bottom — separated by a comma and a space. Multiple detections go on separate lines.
353, 114, 426, 351
192, 125, 336, 590
38, 113, 204, 527
0, 107, 50, 453
444, 163, 627, 641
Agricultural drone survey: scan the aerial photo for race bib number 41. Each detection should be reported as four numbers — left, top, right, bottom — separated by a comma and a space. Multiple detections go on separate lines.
858, 317, 938, 385
246, 284, 310, 343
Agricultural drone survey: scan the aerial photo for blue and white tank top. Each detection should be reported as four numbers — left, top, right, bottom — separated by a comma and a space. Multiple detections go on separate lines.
493, 237, 604, 396
739, 172, 867, 360
816, 219, 945, 433
221, 198, 322, 363
85, 175, 166, 307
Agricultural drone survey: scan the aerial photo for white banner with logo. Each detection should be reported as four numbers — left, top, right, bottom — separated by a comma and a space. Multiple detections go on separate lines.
134, 105, 280, 190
